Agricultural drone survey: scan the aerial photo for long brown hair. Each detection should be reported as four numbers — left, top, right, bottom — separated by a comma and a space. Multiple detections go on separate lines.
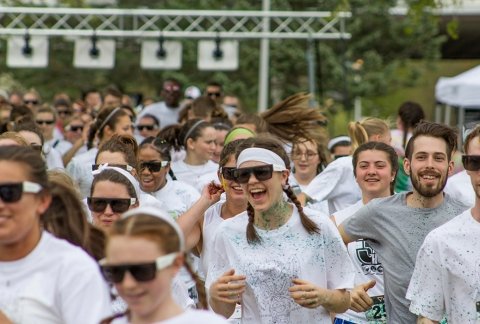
235, 136, 320, 244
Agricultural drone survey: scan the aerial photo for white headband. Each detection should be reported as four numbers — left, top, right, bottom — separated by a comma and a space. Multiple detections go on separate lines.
183, 120, 205, 146
237, 147, 287, 170
98, 107, 121, 133
122, 206, 185, 251
92, 164, 141, 199
328, 135, 351, 151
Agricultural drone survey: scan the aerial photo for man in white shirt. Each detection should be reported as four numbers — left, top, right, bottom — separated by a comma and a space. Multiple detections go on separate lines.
137, 79, 182, 128
407, 125, 480, 324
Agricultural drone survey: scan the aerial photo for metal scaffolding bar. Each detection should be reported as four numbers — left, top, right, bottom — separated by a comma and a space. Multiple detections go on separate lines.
0, 7, 351, 39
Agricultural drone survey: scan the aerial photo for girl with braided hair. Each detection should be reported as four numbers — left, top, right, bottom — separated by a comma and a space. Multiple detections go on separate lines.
206, 136, 354, 324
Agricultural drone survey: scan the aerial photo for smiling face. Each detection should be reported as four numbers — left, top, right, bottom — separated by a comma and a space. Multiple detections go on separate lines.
212, 129, 229, 163
138, 146, 169, 193
35, 112, 55, 140
219, 155, 245, 203
292, 140, 321, 179
404, 135, 453, 198
238, 161, 288, 213
187, 126, 217, 163
90, 180, 134, 230
106, 235, 177, 321
355, 149, 395, 199
0, 161, 50, 258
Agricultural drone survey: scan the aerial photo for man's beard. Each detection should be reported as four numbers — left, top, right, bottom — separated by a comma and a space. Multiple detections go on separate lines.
410, 170, 448, 198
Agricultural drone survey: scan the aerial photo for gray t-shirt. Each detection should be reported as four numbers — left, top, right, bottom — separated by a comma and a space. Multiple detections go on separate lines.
342, 192, 469, 324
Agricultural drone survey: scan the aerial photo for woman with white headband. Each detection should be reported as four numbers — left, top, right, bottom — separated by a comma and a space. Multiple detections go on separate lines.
66, 106, 134, 198
161, 118, 218, 191
99, 207, 228, 324
206, 136, 354, 323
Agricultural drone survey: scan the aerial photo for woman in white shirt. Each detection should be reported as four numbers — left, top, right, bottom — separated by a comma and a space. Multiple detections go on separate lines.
331, 141, 398, 324
206, 136, 354, 324
99, 207, 228, 324
163, 119, 218, 190
301, 117, 391, 214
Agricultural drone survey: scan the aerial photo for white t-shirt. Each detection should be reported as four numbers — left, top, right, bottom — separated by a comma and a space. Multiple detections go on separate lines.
288, 173, 329, 216
137, 101, 181, 128
46, 138, 73, 156
152, 180, 201, 220
333, 200, 386, 323
444, 170, 475, 207
407, 209, 480, 323
66, 148, 98, 198
199, 201, 225, 280
112, 309, 228, 324
303, 156, 361, 214
44, 144, 65, 170
206, 207, 355, 324
171, 160, 218, 191
0, 231, 112, 324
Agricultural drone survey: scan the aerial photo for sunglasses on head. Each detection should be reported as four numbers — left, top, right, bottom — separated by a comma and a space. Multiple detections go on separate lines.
36, 120, 55, 126
91, 164, 134, 172
0, 181, 42, 203
233, 164, 284, 184
87, 197, 136, 213
462, 155, 480, 171
140, 161, 169, 173
136, 125, 156, 131
221, 167, 236, 181
99, 253, 178, 283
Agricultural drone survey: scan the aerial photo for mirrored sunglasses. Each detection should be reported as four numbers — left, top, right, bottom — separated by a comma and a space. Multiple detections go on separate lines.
140, 161, 169, 173
462, 155, 480, 171
99, 253, 178, 283
0, 181, 42, 203
87, 197, 136, 213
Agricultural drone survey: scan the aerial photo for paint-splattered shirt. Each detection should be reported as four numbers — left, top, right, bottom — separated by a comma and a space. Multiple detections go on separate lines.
206, 207, 355, 324
407, 209, 480, 323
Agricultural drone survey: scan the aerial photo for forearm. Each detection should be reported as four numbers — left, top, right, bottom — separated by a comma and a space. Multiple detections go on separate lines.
62, 139, 84, 166
320, 289, 350, 313
417, 316, 439, 324
208, 296, 235, 318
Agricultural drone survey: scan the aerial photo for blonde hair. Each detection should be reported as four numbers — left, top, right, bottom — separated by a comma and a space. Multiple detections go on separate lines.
347, 117, 389, 151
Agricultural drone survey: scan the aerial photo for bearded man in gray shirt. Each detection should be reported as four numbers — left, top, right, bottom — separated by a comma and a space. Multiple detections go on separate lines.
338, 121, 469, 324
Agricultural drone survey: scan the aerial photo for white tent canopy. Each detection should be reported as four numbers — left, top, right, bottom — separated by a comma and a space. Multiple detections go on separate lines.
436, 65, 480, 108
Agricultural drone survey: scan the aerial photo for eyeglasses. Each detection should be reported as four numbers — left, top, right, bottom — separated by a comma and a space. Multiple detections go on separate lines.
36, 120, 55, 126
99, 253, 178, 283
31, 144, 43, 153
91, 164, 134, 172
291, 151, 319, 160
24, 100, 39, 105
221, 167, 236, 181
0, 181, 42, 203
69, 125, 84, 132
207, 92, 221, 98
136, 125, 157, 131
233, 164, 284, 184
462, 155, 480, 171
57, 110, 71, 116
140, 161, 169, 173
87, 197, 136, 213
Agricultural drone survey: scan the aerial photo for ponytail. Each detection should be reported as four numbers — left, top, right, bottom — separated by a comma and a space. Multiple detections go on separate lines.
348, 121, 369, 152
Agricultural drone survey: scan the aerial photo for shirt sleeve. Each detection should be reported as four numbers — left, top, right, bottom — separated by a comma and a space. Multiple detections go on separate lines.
303, 161, 345, 202
321, 218, 355, 290
341, 203, 380, 242
406, 233, 445, 321
205, 228, 231, 291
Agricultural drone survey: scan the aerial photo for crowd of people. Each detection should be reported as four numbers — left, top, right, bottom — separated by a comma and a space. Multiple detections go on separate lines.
0, 81, 479, 324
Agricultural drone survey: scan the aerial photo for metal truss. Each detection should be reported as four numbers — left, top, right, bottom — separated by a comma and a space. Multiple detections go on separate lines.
0, 7, 351, 40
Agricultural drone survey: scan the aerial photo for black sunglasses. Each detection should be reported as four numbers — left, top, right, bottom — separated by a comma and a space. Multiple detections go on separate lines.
57, 110, 71, 116
70, 125, 84, 132
140, 161, 169, 173
0, 181, 42, 203
91, 164, 134, 172
207, 92, 221, 98
87, 197, 136, 213
36, 120, 55, 125
136, 125, 156, 131
221, 167, 236, 181
462, 155, 480, 171
100, 253, 177, 283
233, 164, 283, 184
24, 100, 39, 105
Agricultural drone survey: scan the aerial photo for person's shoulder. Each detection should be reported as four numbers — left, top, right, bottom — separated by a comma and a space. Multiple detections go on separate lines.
444, 192, 471, 210
370, 192, 405, 207
428, 209, 471, 239
44, 233, 97, 268
218, 211, 248, 231
327, 156, 352, 169
171, 179, 199, 194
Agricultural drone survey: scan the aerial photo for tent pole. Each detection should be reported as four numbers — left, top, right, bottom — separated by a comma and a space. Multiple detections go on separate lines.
444, 105, 452, 125
435, 104, 442, 123
458, 107, 465, 147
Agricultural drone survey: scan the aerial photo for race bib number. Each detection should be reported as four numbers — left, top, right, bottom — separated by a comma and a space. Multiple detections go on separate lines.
365, 295, 387, 323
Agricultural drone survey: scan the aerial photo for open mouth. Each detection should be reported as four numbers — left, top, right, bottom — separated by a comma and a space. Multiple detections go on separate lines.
249, 188, 266, 200
364, 178, 380, 182
231, 184, 243, 193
